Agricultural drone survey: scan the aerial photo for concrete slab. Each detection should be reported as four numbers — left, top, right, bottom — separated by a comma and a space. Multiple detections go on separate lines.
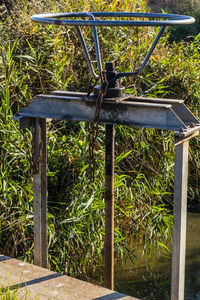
0, 255, 139, 300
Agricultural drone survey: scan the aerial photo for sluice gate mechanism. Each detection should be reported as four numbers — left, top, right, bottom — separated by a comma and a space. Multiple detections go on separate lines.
14, 12, 199, 300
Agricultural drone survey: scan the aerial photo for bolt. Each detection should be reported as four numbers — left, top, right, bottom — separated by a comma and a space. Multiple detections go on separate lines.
105, 62, 119, 89
180, 128, 186, 132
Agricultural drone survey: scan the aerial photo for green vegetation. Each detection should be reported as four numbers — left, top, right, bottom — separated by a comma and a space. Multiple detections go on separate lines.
0, 0, 199, 290
0, 288, 22, 300
0, 282, 31, 300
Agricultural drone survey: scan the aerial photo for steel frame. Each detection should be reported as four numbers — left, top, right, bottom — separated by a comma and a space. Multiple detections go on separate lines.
10, 8, 199, 300
14, 91, 200, 300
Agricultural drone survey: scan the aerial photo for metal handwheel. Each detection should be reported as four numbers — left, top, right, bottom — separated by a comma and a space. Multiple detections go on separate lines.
31, 12, 195, 79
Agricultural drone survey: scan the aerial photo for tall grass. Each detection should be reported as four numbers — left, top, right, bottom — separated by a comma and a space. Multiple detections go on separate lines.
0, 0, 199, 287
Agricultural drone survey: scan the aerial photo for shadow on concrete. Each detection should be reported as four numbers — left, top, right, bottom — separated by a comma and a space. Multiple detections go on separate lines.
1, 273, 63, 293
0, 255, 12, 262
93, 293, 128, 299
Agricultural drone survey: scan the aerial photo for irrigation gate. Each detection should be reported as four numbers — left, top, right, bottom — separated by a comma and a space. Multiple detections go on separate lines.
13, 12, 200, 300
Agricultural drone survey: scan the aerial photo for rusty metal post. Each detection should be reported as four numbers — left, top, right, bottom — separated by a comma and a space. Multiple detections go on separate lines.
32, 118, 48, 268
104, 124, 114, 290
171, 137, 189, 300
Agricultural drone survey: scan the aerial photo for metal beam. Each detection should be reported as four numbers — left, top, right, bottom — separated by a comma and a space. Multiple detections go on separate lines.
18, 94, 191, 131
32, 118, 48, 268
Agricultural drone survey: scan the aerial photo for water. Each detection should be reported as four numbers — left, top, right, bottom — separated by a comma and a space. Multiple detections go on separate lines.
115, 212, 200, 300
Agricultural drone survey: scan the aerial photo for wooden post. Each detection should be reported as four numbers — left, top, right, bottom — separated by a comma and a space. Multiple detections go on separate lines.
171, 137, 189, 300
32, 118, 48, 268
104, 124, 114, 290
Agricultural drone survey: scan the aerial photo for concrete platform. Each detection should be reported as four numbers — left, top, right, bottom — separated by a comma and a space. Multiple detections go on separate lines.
0, 255, 139, 299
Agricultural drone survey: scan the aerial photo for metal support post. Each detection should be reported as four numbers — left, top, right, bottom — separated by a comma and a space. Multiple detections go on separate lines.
171, 137, 189, 300
32, 118, 48, 268
104, 124, 114, 290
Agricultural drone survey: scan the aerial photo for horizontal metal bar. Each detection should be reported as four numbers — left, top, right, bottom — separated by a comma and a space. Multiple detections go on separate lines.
51, 91, 89, 97
52, 91, 184, 103
17, 94, 189, 131
17, 92, 199, 133
26, 94, 173, 108
125, 96, 184, 104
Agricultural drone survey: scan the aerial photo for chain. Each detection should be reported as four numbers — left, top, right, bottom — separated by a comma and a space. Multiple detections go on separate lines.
87, 71, 108, 181
87, 76, 99, 97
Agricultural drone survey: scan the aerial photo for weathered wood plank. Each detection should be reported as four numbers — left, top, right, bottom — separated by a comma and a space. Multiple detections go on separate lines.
32, 118, 48, 268
171, 138, 189, 300
105, 124, 114, 290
